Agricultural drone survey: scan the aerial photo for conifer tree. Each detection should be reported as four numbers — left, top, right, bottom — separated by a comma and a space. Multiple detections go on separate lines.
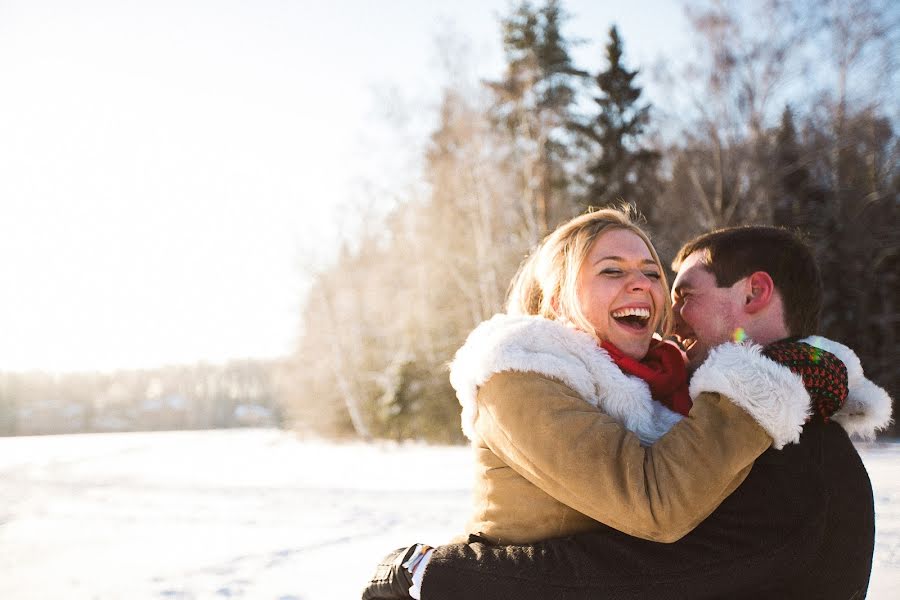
487, 0, 584, 237
575, 25, 659, 216
770, 106, 825, 230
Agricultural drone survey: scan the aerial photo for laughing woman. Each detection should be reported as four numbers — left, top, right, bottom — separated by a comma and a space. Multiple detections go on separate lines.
362, 207, 845, 600
447, 208, 810, 546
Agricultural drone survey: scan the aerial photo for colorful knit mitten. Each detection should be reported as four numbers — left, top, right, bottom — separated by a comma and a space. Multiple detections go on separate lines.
762, 340, 849, 421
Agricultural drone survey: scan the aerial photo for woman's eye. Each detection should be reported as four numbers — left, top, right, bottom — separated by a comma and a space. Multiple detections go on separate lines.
644, 272, 662, 280
600, 269, 623, 276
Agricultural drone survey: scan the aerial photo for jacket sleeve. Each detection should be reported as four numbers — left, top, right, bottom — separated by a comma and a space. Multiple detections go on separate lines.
473, 371, 772, 543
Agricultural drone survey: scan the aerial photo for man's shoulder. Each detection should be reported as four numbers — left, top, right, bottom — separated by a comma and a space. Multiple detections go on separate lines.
755, 418, 873, 510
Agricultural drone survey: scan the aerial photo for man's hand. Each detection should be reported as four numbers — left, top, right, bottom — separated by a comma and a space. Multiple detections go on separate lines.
361, 544, 429, 600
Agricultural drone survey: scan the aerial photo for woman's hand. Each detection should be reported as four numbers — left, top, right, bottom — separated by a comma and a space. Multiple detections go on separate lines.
762, 340, 848, 421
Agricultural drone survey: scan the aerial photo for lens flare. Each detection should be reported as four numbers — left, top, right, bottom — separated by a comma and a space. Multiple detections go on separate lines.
808, 345, 823, 363
733, 328, 747, 343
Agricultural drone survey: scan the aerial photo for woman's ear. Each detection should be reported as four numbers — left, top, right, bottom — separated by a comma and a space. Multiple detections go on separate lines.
744, 271, 775, 314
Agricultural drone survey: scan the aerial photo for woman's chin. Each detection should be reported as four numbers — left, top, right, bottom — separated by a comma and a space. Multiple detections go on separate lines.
610, 336, 651, 360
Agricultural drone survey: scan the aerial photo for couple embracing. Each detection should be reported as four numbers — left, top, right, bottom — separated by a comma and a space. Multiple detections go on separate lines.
363, 207, 892, 599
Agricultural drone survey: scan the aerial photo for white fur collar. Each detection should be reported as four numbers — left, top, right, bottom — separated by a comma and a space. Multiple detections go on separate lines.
800, 336, 893, 440
449, 314, 682, 445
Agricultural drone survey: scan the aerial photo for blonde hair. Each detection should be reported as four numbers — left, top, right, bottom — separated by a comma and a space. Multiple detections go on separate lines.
506, 206, 673, 339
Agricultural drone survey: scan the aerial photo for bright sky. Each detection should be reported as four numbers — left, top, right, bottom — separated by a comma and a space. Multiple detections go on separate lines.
0, 0, 688, 372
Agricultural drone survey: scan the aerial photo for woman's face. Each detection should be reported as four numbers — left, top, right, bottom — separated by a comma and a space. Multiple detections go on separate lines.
576, 228, 666, 359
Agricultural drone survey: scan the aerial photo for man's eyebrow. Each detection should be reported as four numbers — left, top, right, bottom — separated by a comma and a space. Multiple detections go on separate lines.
593, 256, 659, 266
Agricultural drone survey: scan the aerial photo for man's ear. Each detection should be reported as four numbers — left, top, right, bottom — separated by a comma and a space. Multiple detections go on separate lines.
744, 271, 775, 314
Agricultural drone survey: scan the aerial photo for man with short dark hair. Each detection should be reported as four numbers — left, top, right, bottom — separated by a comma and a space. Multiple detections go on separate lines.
671, 226, 824, 368
363, 226, 891, 599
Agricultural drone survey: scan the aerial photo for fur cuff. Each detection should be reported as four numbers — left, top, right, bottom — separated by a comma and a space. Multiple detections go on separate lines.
801, 336, 893, 440
688, 343, 811, 449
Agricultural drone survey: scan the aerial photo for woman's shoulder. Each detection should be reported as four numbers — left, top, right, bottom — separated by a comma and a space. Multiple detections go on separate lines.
449, 314, 605, 405
450, 313, 656, 442
450, 314, 595, 441
478, 369, 582, 400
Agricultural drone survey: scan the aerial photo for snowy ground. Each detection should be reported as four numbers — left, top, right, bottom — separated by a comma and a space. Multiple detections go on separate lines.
0, 429, 897, 599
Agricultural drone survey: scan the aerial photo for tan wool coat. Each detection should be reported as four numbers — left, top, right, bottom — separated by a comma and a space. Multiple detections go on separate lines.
449, 314, 815, 545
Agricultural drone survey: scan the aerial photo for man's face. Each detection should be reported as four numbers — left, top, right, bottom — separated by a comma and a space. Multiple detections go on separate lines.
671, 251, 747, 369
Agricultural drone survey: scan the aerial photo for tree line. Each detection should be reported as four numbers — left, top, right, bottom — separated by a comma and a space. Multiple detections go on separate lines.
285, 0, 898, 442
0, 360, 281, 436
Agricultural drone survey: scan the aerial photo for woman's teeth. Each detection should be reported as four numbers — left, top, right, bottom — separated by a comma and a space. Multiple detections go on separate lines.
611, 307, 650, 319
611, 307, 650, 329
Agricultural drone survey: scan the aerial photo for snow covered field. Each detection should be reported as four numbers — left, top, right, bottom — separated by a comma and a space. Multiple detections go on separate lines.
0, 429, 898, 599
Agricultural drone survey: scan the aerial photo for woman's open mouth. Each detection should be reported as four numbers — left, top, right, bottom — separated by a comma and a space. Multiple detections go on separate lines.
610, 307, 651, 332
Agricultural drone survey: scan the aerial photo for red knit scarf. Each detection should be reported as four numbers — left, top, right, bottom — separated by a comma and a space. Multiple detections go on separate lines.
600, 339, 693, 416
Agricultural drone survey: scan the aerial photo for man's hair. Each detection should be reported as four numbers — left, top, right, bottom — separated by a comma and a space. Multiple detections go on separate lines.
672, 226, 823, 337
507, 206, 673, 338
